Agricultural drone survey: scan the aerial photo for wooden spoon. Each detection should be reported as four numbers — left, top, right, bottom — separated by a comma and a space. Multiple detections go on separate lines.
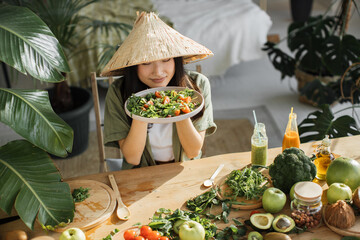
108, 174, 130, 220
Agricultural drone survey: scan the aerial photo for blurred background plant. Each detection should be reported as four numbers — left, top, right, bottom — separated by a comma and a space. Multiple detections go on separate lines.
263, 0, 360, 142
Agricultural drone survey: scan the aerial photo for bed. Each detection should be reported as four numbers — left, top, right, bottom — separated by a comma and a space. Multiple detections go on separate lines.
152, 0, 272, 76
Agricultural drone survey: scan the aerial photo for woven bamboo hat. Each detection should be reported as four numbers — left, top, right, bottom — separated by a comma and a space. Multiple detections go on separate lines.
100, 12, 213, 76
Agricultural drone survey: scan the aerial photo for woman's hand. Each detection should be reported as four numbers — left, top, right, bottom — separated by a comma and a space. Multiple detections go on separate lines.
176, 118, 205, 159
118, 119, 148, 165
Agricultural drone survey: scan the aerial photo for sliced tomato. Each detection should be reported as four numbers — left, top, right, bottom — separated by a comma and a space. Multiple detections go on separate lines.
155, 91, 162, 98
174, 109, 181, 116
163, 96, 170, 104
184, 96, 191, 103
181, 105, 191, 113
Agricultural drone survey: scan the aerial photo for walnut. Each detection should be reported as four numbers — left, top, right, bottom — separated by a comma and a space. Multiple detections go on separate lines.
325, 200, 356, 229
353, 187, 360, 209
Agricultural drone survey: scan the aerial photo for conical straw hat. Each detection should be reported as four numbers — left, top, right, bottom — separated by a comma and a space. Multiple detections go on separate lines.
101, 12, 213, 76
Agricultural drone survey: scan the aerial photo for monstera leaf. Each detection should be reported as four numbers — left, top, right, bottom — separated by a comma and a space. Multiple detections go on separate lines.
300, 79, 338, 106
298, 105, 360, 142
322, 35, 360, 76
0, 88, 73, 157
0, 140, 75, 230
0, 5, 69, 82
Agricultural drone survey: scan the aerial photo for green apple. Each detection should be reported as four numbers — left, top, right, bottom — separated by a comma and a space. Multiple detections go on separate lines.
173, 219, 186, 234
179, 220, 205, 240
59, 228, 86, 240
262, 187, 286, 213
327, 182, 352, 204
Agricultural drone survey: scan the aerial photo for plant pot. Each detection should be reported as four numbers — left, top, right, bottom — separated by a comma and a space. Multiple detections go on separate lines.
290, 0, 313, 22
295, 68, 339, 91
295, 68, 339, 106
48, 87, 93, 158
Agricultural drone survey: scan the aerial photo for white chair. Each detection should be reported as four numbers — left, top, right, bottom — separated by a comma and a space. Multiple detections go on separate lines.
90, 72, 123, 172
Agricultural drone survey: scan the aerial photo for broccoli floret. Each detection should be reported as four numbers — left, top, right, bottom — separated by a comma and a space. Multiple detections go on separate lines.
269, 147, 317, 193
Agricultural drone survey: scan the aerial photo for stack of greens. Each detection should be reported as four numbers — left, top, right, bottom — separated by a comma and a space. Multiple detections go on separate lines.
126, 88, 198, 118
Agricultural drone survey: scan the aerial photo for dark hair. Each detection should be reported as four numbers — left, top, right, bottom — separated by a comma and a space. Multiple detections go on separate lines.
121, 57, 204, 121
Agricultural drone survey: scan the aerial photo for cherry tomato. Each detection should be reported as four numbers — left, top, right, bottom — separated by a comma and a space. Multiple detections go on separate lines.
250, 210, 261, 217
159, 237, 169, 240
184, 96, 191, 103
155, 91, 162, 98
140, 225, 152, 238
147, 231, 161, 240
134, 237, 145, 240
181, 105, 191, 113
163, 96, 170, 104
174, 109, 180, 116
123, 229, 137, 240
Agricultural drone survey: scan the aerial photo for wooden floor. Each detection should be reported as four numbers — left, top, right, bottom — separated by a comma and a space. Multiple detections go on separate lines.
54, 119, 253, 179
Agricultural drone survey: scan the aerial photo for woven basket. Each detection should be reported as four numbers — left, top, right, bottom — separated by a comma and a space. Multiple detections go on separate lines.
295, 68, 340, 106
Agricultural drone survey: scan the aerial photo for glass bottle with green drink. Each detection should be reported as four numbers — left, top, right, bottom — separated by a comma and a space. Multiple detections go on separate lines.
251, 123, 268, 166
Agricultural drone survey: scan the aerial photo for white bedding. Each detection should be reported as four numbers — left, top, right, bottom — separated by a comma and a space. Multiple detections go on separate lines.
152, 0, 272, 76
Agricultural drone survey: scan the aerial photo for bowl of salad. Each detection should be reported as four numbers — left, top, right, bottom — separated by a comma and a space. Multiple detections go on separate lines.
125, 87, 204, 123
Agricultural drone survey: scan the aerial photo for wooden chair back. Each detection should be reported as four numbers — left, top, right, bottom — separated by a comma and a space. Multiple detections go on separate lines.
90, 72, 123, 172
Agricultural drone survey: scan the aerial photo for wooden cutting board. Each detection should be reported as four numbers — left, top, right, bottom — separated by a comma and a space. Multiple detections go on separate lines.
55, 180, 116, 232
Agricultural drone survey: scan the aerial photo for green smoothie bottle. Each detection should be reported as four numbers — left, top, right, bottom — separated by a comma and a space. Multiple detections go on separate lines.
251, 123, 268, 166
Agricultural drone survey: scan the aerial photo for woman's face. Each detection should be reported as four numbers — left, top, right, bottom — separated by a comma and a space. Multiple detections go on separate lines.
137, 58, 175, 88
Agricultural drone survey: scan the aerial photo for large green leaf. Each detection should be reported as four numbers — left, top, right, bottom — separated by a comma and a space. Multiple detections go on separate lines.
298, 105, 360, 142
322, 35, 360, 76
0, 4, 70, 82
299, 79, 338, 106
0, 140, 74, 230
0, 88, 73, 157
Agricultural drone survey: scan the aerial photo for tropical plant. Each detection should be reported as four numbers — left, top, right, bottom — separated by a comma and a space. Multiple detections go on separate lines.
298, 63, 360, 141
263, 0, 360, 106
0, 4, 75, 230
3, 0, 133, 113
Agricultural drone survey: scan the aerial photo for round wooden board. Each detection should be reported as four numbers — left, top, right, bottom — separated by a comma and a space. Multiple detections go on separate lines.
215, 166, 270, 210
55, 180, 116, 232
322, 205, 360, 237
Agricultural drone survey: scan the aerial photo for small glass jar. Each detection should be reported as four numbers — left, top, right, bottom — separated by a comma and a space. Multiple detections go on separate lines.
251, 123, 268, 166
290, 181, 323, 229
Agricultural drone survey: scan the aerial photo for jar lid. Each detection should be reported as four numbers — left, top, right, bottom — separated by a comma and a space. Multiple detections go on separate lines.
294, 181, 323, 201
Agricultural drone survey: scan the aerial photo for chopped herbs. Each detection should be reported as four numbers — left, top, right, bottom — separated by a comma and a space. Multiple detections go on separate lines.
101, 228, 119, 240
126, 88, 199, 118
72, 187, 90, 202
224, 167, 268, 200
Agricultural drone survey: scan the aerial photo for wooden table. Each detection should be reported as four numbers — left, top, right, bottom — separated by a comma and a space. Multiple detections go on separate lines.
1, 135, 360, 240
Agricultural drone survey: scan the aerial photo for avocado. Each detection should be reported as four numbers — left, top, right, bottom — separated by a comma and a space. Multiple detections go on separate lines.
272, 215, 295, 233
264, 232, 292, 240
248, 231, 263, 240
250, 213, 274, 230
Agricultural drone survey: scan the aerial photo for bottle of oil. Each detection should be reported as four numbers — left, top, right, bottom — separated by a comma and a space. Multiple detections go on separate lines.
314, 135, 334, 180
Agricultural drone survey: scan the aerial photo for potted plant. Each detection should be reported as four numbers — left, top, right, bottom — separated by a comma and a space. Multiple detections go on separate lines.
263, 0, 360, 141
263, 0, 360, 107
0, 4, 75, 230
5, 0, 134, 157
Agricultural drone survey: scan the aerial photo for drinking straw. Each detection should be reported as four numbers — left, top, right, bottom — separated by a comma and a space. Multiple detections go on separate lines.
253, 110, 261, 138
290, 107, 293, 119
253, 110, 258, 125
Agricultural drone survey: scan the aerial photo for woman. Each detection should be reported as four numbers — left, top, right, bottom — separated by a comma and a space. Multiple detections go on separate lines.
101, 12, 216, 169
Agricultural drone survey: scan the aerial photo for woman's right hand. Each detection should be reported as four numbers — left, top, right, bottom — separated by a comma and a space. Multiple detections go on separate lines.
118, 119, 148, 165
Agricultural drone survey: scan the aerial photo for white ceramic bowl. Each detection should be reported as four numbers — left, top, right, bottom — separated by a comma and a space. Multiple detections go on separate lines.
124, 87, 204, 123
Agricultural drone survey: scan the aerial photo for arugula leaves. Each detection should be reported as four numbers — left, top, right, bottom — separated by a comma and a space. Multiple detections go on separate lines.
224, 167, 268, 200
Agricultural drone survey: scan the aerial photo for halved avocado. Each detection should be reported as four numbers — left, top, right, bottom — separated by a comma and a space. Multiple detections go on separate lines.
272, 215, 295, 233
250, 213, 274, 230
248, 231, 263, 240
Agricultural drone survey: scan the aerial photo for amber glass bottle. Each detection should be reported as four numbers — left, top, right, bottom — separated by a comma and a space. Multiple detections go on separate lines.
314, 135, 334, 180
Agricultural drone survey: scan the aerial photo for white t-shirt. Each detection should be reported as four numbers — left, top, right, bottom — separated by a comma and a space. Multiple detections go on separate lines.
148, 123, 174, 162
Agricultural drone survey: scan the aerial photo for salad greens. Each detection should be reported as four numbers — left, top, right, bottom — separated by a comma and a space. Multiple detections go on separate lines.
126, 88, 199, 118
224, 167, 268, 200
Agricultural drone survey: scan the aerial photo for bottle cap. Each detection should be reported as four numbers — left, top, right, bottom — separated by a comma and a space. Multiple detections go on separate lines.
294, 181, 323, 201
322, 135, 331, 147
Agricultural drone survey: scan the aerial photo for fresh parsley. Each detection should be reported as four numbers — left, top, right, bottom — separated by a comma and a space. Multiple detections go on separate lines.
72, 187, 90, 202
